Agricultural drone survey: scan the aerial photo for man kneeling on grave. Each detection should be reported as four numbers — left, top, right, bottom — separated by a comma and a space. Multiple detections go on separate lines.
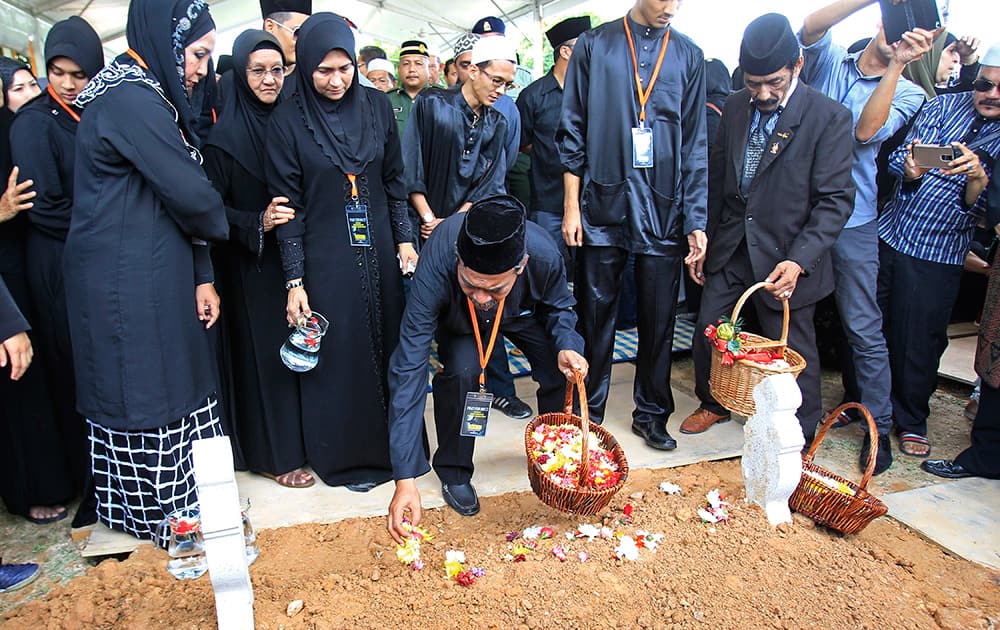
386, 195, 587, 536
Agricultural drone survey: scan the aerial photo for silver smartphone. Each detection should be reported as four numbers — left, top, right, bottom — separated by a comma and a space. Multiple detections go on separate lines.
912, 144, 960, 169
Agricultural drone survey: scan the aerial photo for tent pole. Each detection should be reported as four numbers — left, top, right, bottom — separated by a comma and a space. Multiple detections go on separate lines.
533, 0, 544, 79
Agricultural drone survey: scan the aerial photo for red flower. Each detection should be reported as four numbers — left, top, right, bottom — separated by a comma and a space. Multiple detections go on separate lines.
720, 353, 735, 367
513, 554, 527, 563
455, 570, 476, 586
703, 324, 717, 339
623, 504, 633, 518
539, 527, 554, 540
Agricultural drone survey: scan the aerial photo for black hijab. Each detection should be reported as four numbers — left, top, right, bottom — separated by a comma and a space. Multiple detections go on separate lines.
0, 57, 30, 108
705, 58, 731, 110
294, 12, 377, 175
124, 0, 216, 144
205, 29, 284, 180
45, 16, 105, 79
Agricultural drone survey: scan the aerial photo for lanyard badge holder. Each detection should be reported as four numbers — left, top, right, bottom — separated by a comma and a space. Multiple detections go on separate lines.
345, 174, 371, 247
460, 296, 506, 438
624, 17, 670, 169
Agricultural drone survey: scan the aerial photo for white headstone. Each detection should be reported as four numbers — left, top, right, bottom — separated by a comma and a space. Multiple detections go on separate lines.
742, 373, 804, 526
192, 437, 255, 630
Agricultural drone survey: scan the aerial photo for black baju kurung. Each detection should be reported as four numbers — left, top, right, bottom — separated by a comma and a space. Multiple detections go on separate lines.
0, 59, 76, 518
203, 29, 304, 477
267, 13, 412, 488
64, 0, 229, 541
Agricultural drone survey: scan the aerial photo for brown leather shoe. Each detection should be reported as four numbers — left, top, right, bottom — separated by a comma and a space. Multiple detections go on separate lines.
680, 408, 731, 434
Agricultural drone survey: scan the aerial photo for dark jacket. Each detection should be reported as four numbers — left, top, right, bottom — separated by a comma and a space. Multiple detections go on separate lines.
978, 176, 1000, 388
64, 78, 229, 430
557, 16, 707, 256
706, 84, 855, 310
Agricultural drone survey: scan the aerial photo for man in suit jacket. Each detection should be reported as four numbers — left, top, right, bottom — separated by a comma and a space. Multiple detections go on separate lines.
684, 13, 856, 443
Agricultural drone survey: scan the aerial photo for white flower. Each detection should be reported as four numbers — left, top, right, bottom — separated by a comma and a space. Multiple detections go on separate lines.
445, 550, 466, 564
522, 526, 543, 540
659, 481, 682, 495
615, 536, 640, 561
574, 524, 600, 541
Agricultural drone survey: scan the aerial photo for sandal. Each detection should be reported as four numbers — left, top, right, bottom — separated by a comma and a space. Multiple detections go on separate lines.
899, 432, 932, 458
25, 506, 68, 525
263, 468, 315, 488
828, 409, 858, 429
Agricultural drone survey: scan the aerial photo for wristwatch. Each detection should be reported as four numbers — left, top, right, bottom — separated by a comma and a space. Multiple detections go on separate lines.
285, 279, 303, 290
422, 212, 435, 224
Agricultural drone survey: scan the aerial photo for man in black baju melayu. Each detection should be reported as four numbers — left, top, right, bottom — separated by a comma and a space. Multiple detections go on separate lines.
558, 0, 708, 450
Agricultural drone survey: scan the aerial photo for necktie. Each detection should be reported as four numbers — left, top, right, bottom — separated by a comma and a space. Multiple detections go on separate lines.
741, 111, 773, 196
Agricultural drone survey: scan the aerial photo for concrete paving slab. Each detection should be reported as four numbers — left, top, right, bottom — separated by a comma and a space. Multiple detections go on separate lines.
882, 477, 1000, 571
939, 335, 977, 385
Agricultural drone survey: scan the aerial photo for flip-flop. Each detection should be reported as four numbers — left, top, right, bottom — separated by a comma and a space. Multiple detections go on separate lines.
263, 470, 316, 488
899, 432, 932, 458
829, 409, 858, 429
25, 508, 68, 525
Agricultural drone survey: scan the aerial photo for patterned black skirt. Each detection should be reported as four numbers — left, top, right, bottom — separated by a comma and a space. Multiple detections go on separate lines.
88, 395, 224, 542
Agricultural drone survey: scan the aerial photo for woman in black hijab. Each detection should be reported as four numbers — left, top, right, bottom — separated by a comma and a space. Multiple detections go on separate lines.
9, 16, 105, 528
63, 0, 229, 542
267, 12, 416, 491
0, 57, 77, 526
202, 30, 309, 488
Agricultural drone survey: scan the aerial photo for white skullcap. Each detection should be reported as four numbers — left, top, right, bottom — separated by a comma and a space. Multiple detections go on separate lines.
981, 42, 1000, 68
470, 35, 517, 65
367, 58, 395, 76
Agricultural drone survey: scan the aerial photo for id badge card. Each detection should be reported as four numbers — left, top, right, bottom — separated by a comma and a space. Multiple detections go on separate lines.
346, 204, 371, 247
632, 126, 654, 169
460, 391, 493, 437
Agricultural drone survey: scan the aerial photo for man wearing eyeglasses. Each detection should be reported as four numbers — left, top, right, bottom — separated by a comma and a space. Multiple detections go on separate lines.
260, 0, 311, 96
879, 43, 1000, 465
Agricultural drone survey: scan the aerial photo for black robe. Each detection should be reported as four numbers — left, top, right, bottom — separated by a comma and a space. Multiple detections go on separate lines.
65, 64, 229, 430
9, 92, 91, 484
402, 86, 508, 219
266, 84, 411, 487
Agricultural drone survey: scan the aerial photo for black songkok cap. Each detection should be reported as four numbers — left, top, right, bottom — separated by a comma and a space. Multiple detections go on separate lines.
399, 40, 429, 57
739, 13, 800, 77
457, 195, 527, 275
472, 16, 505, 35
546, 16, 590, 49
260, 0, 312, 19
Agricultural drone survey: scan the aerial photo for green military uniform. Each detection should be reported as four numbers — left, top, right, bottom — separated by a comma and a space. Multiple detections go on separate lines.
387, 85, 436, 137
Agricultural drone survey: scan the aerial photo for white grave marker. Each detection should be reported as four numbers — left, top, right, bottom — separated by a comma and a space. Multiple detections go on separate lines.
192, 436, 254, 630
742, 373, 804, 526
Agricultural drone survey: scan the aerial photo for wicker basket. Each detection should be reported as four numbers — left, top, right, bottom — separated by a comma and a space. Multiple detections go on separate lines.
788, 403, 888, 534
709, 281, 807, 416
524, 374, 629, 515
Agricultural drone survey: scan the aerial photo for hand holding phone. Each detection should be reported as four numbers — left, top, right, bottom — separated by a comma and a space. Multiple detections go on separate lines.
911, 143, 960, 169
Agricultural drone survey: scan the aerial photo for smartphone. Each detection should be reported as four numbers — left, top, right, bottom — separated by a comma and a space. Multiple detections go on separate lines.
879, 0, 942, 44
912, 143, 960, 169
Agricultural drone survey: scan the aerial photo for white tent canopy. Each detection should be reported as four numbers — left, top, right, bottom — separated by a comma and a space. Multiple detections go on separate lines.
0, 0, 587, 76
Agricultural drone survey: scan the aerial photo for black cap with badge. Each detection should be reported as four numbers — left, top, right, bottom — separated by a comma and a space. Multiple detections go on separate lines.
739, 13, 801, 77
457, 196, 527, 275
399, 40, 429, 58
472, 16, 505, 35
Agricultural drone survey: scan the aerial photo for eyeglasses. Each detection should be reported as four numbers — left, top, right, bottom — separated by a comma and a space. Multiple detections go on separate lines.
272, 20, 300, 39
972, 78, 1000, 93
480, 68, 515, 91
247, 66, 286, 80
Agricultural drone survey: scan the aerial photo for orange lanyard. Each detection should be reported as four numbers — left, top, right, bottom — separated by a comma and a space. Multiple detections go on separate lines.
346, 173, 358, 199
46, 84, 80, 122
623, 16, 670, 125
126, 48, 149, 69
466, 296, 505, 393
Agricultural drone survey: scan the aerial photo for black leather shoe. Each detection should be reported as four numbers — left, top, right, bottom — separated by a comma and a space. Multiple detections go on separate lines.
860, 433, 893, 476
631, 422, 677, 451
492, 395, 533, 419
441, 482, 480, 516
921, 459, 973, 479
345, 481, 378, 493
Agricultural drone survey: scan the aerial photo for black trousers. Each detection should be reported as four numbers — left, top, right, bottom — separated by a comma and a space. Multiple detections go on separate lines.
431, 316, 566, 484
877, 242, 963, 436
955, 380, 1000, 477
576, 246, 682, 427
692, 245, 823, 440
